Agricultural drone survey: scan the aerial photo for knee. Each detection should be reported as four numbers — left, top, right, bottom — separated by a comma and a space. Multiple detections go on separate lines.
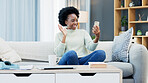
95, 50, 106, 60
66, 50, 77, 58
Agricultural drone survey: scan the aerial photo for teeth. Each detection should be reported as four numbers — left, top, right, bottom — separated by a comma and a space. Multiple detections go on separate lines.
73, 25, 77, 27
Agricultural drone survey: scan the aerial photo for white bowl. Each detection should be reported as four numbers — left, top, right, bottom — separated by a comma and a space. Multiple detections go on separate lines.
146, 31, 148, 36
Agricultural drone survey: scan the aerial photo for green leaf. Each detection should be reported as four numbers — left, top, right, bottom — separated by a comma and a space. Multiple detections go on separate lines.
121, 16, 128, 27
91, 36, 95, 40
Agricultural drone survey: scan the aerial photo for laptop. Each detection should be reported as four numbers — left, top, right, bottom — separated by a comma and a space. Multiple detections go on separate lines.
38, 66, 74, 70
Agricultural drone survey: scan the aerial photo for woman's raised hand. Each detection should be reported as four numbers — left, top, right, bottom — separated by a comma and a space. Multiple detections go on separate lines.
92, 25, 100, 38
58, 24, 67, 36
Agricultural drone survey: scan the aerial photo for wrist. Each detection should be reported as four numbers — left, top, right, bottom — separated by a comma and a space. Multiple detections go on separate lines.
62, 35, 66, 43
93, 37, 99, 43
63, 35, 66, 38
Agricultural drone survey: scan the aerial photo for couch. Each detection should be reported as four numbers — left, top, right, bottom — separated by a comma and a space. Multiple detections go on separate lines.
7, 41, 148, 83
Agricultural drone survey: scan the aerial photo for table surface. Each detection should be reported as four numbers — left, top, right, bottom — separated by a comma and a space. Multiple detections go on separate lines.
0, 65, 122, 74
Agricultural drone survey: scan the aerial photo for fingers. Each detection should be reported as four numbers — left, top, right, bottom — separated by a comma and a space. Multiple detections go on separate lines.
92, 25, 100, 34
93, 26, 100, 31
92, 28, 97, 33
58, 24, 67, 36
94, 25, 100, 31
58, 24, 63, 32
92, 28, 96, 34
92, 30, 95, 34
58, 24, 62, 29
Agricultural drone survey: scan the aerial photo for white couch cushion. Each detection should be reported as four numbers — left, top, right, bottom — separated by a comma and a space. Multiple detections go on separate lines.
95, 41, 113, 62
8, 41, 113, 62
0, 38, 22, 63
8, 42, 55, 61
112, 28, 133, 62
107, 62, 133, 77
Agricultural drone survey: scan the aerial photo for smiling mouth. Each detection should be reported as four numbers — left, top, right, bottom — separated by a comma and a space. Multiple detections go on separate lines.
73, 25, 77, 27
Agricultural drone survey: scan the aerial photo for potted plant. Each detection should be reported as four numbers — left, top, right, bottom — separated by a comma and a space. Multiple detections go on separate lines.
137, 30, 142, 36
120, 0, 124, 8
91, 35, 96, 40
121, 16, 128, 31
121, 4, 124, 8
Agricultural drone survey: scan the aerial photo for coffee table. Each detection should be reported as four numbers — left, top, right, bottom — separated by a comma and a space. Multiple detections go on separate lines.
0, 65, 122, 83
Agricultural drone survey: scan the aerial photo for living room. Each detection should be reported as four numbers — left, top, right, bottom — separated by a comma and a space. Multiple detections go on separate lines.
0, 0, 148, 83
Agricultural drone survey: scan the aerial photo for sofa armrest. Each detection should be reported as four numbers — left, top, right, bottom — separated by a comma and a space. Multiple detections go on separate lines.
129, 44, 148, 83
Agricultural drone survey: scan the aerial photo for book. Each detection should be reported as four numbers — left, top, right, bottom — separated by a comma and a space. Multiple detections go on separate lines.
88, 62, 107, 68
19, 65, 34, 70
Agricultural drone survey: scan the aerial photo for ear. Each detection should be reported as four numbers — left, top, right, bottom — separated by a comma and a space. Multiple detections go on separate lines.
65, 20, 68, 25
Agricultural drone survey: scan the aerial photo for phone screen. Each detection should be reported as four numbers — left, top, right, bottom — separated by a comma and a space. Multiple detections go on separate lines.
94, 21, 100, 27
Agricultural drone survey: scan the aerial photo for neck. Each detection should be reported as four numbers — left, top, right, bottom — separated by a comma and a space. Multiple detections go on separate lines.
66, 27, 76, 30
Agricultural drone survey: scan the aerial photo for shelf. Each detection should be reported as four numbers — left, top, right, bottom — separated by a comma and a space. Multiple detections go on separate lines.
115, 8, 128, 10
115, 6, 148, 10
130, 21, 148, 23
133, 36, 148, 37
114, 0, 148, 49
129, 6, 148, 9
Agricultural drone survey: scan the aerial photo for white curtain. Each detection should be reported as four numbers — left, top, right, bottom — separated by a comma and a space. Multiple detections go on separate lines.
0, 0, 40, 41
66, 0, 80, 9
66, 0, 91, 34
40, 0, 66, 42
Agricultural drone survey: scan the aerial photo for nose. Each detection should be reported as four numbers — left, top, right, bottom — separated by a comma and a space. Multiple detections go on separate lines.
74, 21, 78, 25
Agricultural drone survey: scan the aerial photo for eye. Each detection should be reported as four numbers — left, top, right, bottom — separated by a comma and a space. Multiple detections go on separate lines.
71, 19, 75, 22
76, 19, 78, 22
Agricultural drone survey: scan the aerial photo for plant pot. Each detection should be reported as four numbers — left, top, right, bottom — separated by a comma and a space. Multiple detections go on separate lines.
121, 0, 124, 7
146, 31, 148, 36
121, 26, 125, 31
137, 30, 142, 36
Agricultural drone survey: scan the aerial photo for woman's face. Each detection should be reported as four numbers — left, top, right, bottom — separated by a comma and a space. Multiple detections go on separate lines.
65, 14, 78, 30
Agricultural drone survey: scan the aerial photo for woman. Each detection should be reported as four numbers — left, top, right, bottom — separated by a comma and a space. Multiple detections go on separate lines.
54, 7, 106, 65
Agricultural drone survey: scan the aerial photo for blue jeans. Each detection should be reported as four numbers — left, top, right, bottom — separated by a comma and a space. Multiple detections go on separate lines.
58, 50, 106, 65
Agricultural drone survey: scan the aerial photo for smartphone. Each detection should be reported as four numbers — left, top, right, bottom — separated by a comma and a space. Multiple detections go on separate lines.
94, 21, 100, 27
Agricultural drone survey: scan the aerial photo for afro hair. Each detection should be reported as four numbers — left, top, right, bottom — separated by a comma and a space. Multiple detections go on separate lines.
58, 7, 79, 26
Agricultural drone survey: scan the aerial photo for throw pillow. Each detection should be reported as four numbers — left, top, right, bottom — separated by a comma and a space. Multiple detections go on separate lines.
112, 28, 133, 62
0, 38, 22, 63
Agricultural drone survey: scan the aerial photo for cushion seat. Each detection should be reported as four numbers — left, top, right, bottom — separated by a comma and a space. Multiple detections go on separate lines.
107, 62, 133, 77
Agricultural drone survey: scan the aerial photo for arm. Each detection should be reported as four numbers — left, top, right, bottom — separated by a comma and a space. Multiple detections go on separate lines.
54, 24, 67, 57
93, 37, 99, 43
54, 33, 66, 57
84, 25, 100, 51
84, 30, 98, 51
61, 35, 66, 43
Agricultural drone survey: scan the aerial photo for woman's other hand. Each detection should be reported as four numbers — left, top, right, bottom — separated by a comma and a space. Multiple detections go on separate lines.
58, 24, 67, 43
58, 24, 67, 36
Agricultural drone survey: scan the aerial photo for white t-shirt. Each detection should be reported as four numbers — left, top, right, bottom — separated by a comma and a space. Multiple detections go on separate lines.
54, 29, 98, 57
